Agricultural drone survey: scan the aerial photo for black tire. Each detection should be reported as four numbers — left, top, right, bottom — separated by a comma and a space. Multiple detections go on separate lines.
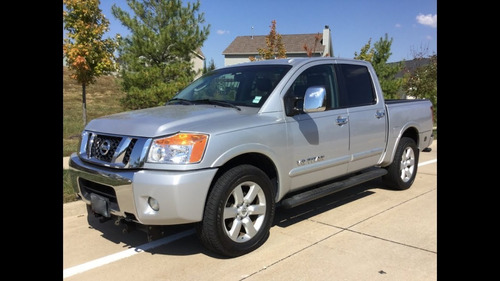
196, 164, 275, 257
383, 137, 419, 190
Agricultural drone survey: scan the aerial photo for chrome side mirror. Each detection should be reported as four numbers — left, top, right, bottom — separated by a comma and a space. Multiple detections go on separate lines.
303, 86, 326, 113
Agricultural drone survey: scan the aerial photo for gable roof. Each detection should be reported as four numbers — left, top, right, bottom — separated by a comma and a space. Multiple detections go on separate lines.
192, 47, 205, 60
222, 33, 325, 55
389, 57, 432, 78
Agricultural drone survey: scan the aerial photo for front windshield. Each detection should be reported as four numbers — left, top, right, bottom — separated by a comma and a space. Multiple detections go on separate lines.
169, 64, 292, 108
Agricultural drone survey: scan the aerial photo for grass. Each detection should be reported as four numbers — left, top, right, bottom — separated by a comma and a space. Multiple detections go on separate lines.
63, 67, 126, 203
63, 170, 79, 203
63, 67, 126, 157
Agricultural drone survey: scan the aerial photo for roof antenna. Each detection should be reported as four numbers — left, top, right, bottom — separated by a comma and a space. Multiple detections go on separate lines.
251, 26, 254, 39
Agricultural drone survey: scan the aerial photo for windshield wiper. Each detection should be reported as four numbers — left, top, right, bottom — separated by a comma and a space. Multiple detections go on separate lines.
194, 99, 241, 111
166, 98, 193, 105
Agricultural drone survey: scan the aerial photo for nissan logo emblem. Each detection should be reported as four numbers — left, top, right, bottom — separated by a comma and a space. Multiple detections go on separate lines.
99, 140, 111, 156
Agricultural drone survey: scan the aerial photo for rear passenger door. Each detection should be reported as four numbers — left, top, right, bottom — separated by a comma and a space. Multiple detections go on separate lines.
335, 63, 387, 173
284, 62, 350, 191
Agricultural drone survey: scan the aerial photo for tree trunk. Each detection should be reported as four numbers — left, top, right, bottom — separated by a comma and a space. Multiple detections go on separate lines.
82, 83, 87, 126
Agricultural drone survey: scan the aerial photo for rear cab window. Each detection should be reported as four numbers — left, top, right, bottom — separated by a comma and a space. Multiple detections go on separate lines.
335, 64, 376, 108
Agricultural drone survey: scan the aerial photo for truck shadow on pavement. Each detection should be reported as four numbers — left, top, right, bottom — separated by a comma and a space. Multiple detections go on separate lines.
83, 178, 387, 258
274, 178, 383, 228
85, 208, 202, 254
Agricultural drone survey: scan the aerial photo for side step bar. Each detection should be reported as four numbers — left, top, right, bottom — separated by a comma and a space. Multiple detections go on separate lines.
280, 167, 388, 209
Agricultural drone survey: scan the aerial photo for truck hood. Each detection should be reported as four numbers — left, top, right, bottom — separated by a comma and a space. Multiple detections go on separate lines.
85, 104, 259, 137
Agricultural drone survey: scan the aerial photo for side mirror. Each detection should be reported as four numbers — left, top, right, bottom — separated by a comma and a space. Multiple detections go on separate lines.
284, 95, 303, 116
303, 86, 326, 113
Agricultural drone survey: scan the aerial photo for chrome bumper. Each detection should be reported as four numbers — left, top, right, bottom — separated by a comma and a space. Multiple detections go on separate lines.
68, 153, 218, 225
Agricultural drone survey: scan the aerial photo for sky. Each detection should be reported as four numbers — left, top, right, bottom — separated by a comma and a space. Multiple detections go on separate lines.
96, 0, 437, 69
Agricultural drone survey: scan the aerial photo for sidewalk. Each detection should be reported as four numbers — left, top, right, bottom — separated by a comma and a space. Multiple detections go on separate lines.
63, 156, 70, 169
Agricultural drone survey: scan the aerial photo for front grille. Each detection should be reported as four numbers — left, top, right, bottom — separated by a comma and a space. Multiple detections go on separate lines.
84, 133, 141, 167
90, 135, 122, 162
123, 138, 137, 164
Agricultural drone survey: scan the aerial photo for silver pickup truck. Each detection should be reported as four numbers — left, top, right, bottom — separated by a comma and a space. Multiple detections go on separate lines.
68, 57, 434, 257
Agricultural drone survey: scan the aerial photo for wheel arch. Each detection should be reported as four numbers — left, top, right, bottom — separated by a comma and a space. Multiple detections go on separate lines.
401, 126, 420, 147
209, 152, 279, 204
380, 125, 420, 167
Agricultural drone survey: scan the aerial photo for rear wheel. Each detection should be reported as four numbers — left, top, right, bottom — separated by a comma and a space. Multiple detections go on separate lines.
383, 137, 419, 190
196, 164, 275, 257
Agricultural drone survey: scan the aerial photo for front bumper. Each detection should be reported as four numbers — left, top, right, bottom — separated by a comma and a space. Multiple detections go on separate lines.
68, 153, 218, 225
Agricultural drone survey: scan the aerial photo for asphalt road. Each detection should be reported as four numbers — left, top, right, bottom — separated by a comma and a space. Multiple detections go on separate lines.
63, 140, 437, 281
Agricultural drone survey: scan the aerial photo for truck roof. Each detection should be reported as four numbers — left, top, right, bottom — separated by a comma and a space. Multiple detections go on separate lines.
219, 57, 371, 70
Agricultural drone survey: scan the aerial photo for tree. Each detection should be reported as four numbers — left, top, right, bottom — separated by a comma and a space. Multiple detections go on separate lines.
303, 33, 321, 57
63, 0, 118, 125
249, 20, 286, 61
112, 0, 210, 110
355, 34, 403, 99
403, 47, 437, 124
354, 38, 374, 62
203, 58, 216, 74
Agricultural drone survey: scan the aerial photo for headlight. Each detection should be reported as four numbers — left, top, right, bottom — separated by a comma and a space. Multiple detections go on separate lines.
147, 133, 209, 164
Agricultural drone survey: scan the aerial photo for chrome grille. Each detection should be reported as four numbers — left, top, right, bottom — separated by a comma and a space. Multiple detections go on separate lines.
81, 132, 148, 168
90, 135, 122, 162
123, 138, 137, 164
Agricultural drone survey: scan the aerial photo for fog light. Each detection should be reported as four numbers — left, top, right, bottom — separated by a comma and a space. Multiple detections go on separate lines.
148, 197, 160, 211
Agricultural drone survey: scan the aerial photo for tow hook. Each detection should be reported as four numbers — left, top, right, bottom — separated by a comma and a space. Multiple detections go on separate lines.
146, 226, 165, 242
114, 218, 136, 234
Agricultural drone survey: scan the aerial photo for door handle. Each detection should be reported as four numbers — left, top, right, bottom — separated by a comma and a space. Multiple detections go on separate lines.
375, 110, 385, 119
336, 116, 348, 126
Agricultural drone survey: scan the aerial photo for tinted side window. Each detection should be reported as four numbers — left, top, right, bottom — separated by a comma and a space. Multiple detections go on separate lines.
337, 64, 376, 107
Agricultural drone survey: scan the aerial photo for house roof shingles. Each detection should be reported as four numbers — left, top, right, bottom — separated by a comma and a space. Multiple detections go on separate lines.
390, 57, 432, 78
222, 33, 325, 55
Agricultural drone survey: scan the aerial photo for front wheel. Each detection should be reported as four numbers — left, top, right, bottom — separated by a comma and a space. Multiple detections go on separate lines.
383, 137, 419, 190
196, 164, 275, 257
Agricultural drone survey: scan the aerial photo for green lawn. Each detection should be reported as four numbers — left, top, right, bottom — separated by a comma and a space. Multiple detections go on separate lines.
63, 67, 126, 157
